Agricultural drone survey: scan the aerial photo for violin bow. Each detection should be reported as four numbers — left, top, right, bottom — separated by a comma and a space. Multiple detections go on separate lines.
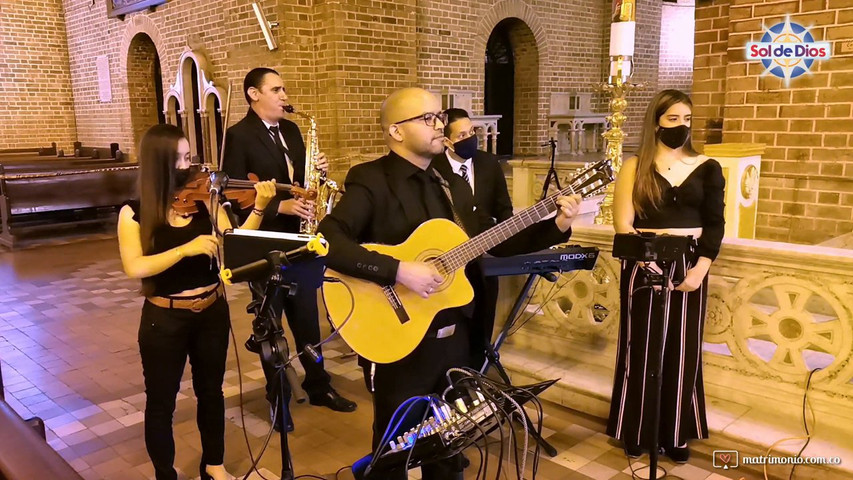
216, 81, 232, 171
210, 81, 233, 270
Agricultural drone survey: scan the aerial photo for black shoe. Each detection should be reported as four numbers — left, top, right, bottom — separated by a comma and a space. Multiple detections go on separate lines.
308, 388, 357, 412
270, 404, 294, 433
663, 444, 690, 464
623, 441, 643, 459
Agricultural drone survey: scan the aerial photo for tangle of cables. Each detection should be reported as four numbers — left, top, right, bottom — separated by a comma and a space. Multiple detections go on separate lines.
356, 368, 549, 480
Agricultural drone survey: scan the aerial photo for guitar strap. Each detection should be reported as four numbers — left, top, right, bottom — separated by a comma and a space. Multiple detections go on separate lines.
431, 168, 476, 320
430, 168, 469, 235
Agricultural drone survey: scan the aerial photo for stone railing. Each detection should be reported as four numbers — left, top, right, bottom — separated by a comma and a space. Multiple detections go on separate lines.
499, 158, 853, 476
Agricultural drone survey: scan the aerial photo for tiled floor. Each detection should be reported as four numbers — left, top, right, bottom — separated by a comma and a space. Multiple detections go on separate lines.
0, 238, 760, 479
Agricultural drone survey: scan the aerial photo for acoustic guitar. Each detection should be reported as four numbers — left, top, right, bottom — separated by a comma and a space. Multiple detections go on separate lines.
322, 159, 614, 364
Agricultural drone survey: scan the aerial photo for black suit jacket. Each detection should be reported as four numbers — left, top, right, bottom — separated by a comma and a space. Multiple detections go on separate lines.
317, 151, 570, 287
432, 150, 514, 226
222, 108, 306, 232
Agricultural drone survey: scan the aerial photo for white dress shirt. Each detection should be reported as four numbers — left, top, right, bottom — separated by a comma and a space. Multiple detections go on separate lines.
262, 119, 295, 183
445, 150, 475, 194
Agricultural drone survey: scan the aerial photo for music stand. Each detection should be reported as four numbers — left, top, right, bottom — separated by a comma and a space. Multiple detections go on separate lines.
221, 232, 327, 480
478, 140, 563, 457
611, 233, 692, 480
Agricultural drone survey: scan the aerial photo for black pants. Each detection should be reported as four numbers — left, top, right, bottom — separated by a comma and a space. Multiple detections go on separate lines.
470, 276, 499, 368
250, 278, 331, 402
606, 254, 710, 449
363, 318, 469, 480
139, 296, 230, 480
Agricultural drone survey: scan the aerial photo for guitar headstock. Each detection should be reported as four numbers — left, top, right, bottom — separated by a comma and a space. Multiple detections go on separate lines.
564, 159, 614, 198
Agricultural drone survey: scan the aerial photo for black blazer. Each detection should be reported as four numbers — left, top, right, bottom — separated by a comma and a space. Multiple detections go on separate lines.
317, 151, 571, 287
432, 150, 514, 226
221, 108, 307, 232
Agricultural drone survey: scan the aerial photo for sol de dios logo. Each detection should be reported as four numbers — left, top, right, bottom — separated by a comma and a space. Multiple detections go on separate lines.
745, 16, 831, 86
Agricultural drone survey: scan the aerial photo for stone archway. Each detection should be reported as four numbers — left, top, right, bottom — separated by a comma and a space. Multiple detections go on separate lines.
475, 1, 550, 156
126, 33, 163, 154
120, 15, 164, 159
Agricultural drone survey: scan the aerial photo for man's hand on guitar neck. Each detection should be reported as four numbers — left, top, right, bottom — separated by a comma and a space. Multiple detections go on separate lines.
555, 194, 583, 232
396, 261, 444, 298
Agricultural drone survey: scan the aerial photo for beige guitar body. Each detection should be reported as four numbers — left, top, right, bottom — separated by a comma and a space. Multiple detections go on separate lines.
322, 218, 474, 364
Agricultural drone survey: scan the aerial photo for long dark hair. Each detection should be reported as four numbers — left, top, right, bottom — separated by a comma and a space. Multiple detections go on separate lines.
138, 124, 185, 294
633, 89, 699, 217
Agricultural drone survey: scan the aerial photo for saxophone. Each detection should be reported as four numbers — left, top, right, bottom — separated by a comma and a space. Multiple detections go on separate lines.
284, 105, 340, 234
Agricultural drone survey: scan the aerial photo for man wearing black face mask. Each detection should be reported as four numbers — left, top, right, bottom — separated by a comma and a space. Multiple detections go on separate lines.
432, 108, 514, 368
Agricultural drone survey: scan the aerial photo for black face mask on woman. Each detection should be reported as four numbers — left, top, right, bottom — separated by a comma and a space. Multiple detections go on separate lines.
174, 168, 194, 188
658, 125, 690, 150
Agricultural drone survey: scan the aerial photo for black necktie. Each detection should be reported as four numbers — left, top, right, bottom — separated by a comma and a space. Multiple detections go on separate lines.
458, 164, 471, 186
417, 171, 450, 220
268, 125, 289, 158
268, 125, 292, 184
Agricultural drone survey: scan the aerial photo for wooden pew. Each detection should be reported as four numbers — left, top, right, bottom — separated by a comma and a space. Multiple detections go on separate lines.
0, 143, 57, 158
0, 363, 83, 480
0, 156, 137, 249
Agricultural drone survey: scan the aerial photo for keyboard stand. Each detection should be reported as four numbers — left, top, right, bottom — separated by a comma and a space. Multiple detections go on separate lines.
480, 271, 559, 457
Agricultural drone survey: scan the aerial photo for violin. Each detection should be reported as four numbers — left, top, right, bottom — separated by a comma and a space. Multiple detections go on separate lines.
172, 169, 316, 216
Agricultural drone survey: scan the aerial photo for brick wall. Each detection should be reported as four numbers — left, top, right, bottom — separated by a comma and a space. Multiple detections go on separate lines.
659, 0, 696, 93
3, 1, 668, 167
625, 0, 664, 146
415, 0, 663, 155
0, 0, 77, 151
694, 0, 853, 244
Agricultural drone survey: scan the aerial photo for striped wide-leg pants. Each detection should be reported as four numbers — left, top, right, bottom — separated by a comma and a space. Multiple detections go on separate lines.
606, 252, 710, 449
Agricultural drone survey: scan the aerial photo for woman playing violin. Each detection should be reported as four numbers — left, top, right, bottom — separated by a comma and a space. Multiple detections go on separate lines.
117, 124, 275, 480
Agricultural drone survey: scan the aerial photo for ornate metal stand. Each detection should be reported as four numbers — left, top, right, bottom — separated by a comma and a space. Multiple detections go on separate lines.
594, 61, 643, 225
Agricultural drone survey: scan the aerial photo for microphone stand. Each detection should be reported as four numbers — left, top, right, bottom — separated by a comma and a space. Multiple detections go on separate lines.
246, 252, 299, 480
540, 138, 561, 199
612, 233, 692, 480
479, 138, 562, 458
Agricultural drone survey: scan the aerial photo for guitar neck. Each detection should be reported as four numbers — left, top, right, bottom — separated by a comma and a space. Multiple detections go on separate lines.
436, 196, 559, 273
436, 163, 609, 273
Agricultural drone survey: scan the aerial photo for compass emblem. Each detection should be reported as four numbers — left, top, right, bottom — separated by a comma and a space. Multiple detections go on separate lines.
745, 16, 831, 86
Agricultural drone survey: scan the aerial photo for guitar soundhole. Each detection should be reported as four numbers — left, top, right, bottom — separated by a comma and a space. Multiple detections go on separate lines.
417, 251, 452, 292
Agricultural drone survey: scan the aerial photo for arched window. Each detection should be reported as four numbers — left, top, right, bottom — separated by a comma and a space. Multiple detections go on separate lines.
164, 51, 224, 167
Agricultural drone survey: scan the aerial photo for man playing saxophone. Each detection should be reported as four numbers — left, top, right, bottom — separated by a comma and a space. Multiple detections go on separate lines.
222, 68, 357, 432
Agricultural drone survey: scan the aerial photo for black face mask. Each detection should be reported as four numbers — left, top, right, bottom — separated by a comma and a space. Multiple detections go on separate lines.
174, 168, 194, 188
658, 125, 690, 150
451, 135, 479, 160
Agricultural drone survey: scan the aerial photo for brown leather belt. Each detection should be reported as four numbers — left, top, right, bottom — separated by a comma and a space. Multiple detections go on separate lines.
146, 284, 225, 312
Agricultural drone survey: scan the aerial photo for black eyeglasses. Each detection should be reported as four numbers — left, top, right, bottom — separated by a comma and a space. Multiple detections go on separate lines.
394, 111, 448, 128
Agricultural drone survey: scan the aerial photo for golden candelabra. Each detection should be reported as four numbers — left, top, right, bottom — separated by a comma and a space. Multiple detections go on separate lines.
593, 63, 643, 225
594, 0, 642, 225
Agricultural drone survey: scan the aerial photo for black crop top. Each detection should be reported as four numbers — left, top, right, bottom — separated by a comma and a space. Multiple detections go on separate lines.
124, 200, 220, 296
633, 159, 726, 260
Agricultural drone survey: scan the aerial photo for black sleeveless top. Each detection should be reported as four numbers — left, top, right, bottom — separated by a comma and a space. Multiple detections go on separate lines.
633, 159, 726, 260
124, 200, 220, 296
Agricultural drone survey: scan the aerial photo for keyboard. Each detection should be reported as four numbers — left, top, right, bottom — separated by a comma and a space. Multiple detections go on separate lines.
480, 245, 599, 277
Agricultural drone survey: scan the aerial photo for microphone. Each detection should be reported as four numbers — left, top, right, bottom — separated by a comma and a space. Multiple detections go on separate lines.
209, 171, 229, 194
220, 235, 329, 284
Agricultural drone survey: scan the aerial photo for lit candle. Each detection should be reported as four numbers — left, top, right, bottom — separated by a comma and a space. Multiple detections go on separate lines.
609, 0, 637, 81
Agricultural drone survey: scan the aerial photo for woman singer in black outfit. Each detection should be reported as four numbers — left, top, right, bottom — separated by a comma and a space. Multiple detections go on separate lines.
117, 124, 275, 480
607, 90, 725, 463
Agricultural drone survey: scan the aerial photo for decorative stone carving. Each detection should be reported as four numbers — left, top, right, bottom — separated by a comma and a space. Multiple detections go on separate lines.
165, 50, 224, 167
